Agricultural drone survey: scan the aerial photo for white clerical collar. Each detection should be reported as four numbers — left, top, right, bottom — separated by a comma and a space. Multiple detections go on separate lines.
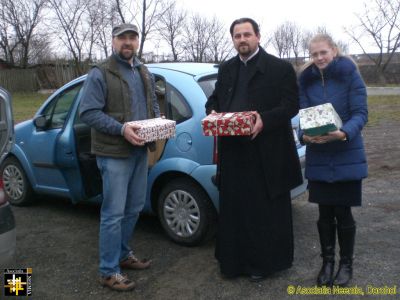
240, 47, 259, 66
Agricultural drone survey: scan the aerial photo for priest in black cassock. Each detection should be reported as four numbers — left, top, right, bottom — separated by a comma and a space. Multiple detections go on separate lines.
205, 17, 303, 281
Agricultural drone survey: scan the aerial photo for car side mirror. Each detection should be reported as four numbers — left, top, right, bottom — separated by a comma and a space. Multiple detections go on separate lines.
33, 115, 48, 130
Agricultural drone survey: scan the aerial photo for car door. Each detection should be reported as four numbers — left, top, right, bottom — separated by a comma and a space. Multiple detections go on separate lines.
67, 75, 173, 204
58, 88, 103, 204
49, 82, 89, 203
0, 87, 14, 162
25, 83, 83, 195
61, 74, 176, 204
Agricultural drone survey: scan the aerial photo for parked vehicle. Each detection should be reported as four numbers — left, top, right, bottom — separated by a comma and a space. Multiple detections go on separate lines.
0, 63, 306, 246
0, 86, 16, 267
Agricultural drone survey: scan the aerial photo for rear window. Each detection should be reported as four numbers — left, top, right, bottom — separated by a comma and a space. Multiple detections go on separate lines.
197, 76, 217, 99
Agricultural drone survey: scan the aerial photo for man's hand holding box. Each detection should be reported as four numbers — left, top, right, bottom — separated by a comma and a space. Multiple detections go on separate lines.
128, 117, 176, 142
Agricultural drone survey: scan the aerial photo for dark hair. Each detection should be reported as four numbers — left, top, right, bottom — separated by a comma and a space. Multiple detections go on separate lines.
229, 18, 260, 37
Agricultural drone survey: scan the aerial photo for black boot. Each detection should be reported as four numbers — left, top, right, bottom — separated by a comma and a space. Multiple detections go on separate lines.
333, 224, 356, 287
317, 221, 336, 286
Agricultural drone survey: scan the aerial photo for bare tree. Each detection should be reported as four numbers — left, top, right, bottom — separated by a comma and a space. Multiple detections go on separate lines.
0, 0, 46, 68
301, 28, 348, 59
156, 0, 186, 61
86, 0, 109, 62
112, 0, 137, 24
93, 1, 112, 59
182, 14, 213, 62
27, 33, 52, 64
207, 16, 234, 63
301, 30, 313, 58
114, 0, 127, 23
135, 0, 166, 59
49, 0, 91, 74
345, 0, 400, 83
270, 23, 292, 58
0, 2, 18, 64
90, 1, 125, 60
285, 22, 302, 65
314, 26, 329, 35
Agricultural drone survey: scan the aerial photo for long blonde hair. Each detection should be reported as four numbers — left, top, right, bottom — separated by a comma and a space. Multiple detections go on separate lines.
300, 33, 346, 72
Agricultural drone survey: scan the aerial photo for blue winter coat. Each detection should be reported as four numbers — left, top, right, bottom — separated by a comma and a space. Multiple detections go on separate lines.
298, 56, 368, 182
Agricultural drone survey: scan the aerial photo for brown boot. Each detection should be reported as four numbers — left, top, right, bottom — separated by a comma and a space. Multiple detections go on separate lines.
120, 253, 152, 270
99, 273, 136, 291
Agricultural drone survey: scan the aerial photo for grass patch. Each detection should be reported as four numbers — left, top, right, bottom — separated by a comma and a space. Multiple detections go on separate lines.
9, 92, 400, 126
11, 92, 50, 123
367, 95, 400, 126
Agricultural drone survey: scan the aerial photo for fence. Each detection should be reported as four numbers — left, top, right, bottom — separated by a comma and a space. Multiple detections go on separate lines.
0, 62, 399, 93
358, 64, 400, 85
35, 64, 84, 90
0, 69, 38, 92
0, 63, 90, 93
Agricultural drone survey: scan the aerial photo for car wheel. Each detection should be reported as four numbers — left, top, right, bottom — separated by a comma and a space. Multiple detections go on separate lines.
158, 177, 216, 246
0, 157, 34, 206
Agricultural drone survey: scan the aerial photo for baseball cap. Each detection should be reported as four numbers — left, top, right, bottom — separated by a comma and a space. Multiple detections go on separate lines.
112, 23, 139, 37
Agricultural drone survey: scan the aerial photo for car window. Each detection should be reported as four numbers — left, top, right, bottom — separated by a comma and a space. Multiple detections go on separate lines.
155, 77, 166, 117
154, 76, 192, 123
198, 76, 217, 98
42, 83, 83, 129
166, 84, 192, 124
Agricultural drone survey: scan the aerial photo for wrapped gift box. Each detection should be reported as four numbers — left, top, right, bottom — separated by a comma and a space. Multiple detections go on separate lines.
201, 111, 256, 136
299, 103, 343, 136
128, 117, 176, 142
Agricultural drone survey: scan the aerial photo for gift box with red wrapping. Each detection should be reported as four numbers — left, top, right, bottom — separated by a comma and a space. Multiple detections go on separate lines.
201, 111, 256, 136
128, 117, 176, 142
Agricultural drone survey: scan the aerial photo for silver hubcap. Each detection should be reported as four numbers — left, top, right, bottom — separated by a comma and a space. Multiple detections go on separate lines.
163, 190, 200, 237
3, 165, 24, 200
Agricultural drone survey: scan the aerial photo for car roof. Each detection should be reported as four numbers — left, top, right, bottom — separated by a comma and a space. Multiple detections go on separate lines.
66, 63, 218, 86
147, 62, 219, 77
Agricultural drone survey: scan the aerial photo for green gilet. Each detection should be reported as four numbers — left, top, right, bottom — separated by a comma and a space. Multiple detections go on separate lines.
91, 55, 155, 157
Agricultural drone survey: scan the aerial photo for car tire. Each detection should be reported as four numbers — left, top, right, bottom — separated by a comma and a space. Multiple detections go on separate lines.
157, 177, 217, 246
0, 157, 34, 206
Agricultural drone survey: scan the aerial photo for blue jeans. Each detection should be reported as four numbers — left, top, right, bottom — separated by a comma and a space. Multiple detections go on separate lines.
96, 147, 148, 277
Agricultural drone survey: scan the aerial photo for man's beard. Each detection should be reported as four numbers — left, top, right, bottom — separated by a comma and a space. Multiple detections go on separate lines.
237, 43, 251, 56
118, 47, 136, 60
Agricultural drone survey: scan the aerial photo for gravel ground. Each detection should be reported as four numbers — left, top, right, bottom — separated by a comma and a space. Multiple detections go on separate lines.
3, 118, 399, 300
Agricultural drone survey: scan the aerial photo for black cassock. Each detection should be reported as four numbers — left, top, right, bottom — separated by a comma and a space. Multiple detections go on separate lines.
215, 136, 294, 277
215, 59, 294, 277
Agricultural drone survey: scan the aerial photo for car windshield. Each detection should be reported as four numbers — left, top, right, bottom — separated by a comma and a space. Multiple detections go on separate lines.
197, 76, 217, 99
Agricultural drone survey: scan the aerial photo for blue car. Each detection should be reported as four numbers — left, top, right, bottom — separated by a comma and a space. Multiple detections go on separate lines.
1, 63, 306, 246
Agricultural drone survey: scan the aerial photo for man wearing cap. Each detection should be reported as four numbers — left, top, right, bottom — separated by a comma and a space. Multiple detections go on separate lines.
79, 23, 160, 291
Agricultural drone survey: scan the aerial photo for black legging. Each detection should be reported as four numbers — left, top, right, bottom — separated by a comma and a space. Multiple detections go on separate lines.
318, 204, 355, 227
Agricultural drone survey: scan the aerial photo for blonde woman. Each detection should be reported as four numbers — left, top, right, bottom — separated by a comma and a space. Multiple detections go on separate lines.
298, 34, 368, 287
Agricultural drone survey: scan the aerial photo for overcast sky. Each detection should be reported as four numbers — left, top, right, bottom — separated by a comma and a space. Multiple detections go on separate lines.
175, 0, 369, 54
